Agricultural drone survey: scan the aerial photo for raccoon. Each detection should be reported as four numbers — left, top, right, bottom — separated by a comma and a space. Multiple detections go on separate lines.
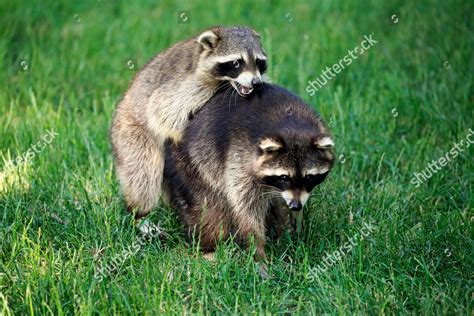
110, 26, 268, 218
163, 83, 335, 272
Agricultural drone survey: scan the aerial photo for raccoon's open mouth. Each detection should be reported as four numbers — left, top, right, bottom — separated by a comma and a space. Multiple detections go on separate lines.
231, 82, 254, 96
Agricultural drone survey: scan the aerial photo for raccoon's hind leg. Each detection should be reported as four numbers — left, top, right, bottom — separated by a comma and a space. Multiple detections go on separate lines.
118, 135, 164, 219
111, 110, 164, 219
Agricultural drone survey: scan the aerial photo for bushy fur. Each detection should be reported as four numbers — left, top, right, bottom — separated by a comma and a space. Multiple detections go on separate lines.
163, 83, 335, 262
110, 26, 266, 218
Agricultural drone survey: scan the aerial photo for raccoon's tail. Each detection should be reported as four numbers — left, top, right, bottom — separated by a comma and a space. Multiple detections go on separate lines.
110, 107, 164, 219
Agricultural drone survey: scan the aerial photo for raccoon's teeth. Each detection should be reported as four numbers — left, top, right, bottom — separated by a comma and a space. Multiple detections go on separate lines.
239, 86, 254, 95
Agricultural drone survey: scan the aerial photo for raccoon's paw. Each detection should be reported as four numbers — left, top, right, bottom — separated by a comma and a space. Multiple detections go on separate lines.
203, 252, 216, 261
258, 262, 270, 279
136, 219, 167, 240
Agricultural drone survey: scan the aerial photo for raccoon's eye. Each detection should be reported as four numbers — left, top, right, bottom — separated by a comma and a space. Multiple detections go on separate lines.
214, 59, 243, 78
232, 59, 243, 69
256, 58, 267, 74
277, 175, 291, 182
304, 173, 328, 189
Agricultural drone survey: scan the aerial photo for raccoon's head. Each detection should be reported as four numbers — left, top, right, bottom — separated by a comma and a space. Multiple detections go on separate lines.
197, 26, 267, 97
254, 134, 335, 211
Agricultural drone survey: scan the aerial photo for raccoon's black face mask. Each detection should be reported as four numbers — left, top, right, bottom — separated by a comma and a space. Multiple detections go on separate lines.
211, 55, 266, 97
255, 135, 334, 211
198, 27, 267, 97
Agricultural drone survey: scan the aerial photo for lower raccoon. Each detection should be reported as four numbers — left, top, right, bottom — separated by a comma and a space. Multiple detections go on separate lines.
163, 83, 335, 272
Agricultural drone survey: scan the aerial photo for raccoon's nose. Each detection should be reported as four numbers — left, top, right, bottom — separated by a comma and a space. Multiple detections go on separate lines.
289, 200, 302, 211
251, 78, 263, 90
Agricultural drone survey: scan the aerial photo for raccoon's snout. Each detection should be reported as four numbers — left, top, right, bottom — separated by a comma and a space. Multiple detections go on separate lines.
289, 200, 302, 211
232, 77, 261, 96
235, 82, 253, 95
281, 190, 307, 212
232, 71, 262, 96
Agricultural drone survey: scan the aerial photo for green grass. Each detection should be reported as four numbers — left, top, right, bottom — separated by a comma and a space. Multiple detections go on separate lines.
1, 0, 472, 314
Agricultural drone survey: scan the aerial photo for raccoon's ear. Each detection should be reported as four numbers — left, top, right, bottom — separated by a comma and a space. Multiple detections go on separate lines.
198, 30, 220, 51
259, 137, 283, 153
314, 136, 334, 149
252, 29, 261, 38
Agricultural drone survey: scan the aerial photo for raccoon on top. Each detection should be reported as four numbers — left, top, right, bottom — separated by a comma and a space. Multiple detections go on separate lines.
110, 26, 268, 218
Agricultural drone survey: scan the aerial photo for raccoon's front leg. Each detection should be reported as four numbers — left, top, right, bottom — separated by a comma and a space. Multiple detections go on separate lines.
237, 225, 267, 262
290, 211, 304, 236
244, 228, 269, 278
267, 200, 290, 238
267, 201, 304, 237
232, 209, 269, 277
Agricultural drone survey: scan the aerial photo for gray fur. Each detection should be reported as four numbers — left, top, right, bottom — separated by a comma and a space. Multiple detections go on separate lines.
110, 26, 266, 218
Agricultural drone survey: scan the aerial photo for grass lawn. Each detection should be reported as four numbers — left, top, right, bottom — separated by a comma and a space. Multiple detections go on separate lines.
0, 0, 472, 314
